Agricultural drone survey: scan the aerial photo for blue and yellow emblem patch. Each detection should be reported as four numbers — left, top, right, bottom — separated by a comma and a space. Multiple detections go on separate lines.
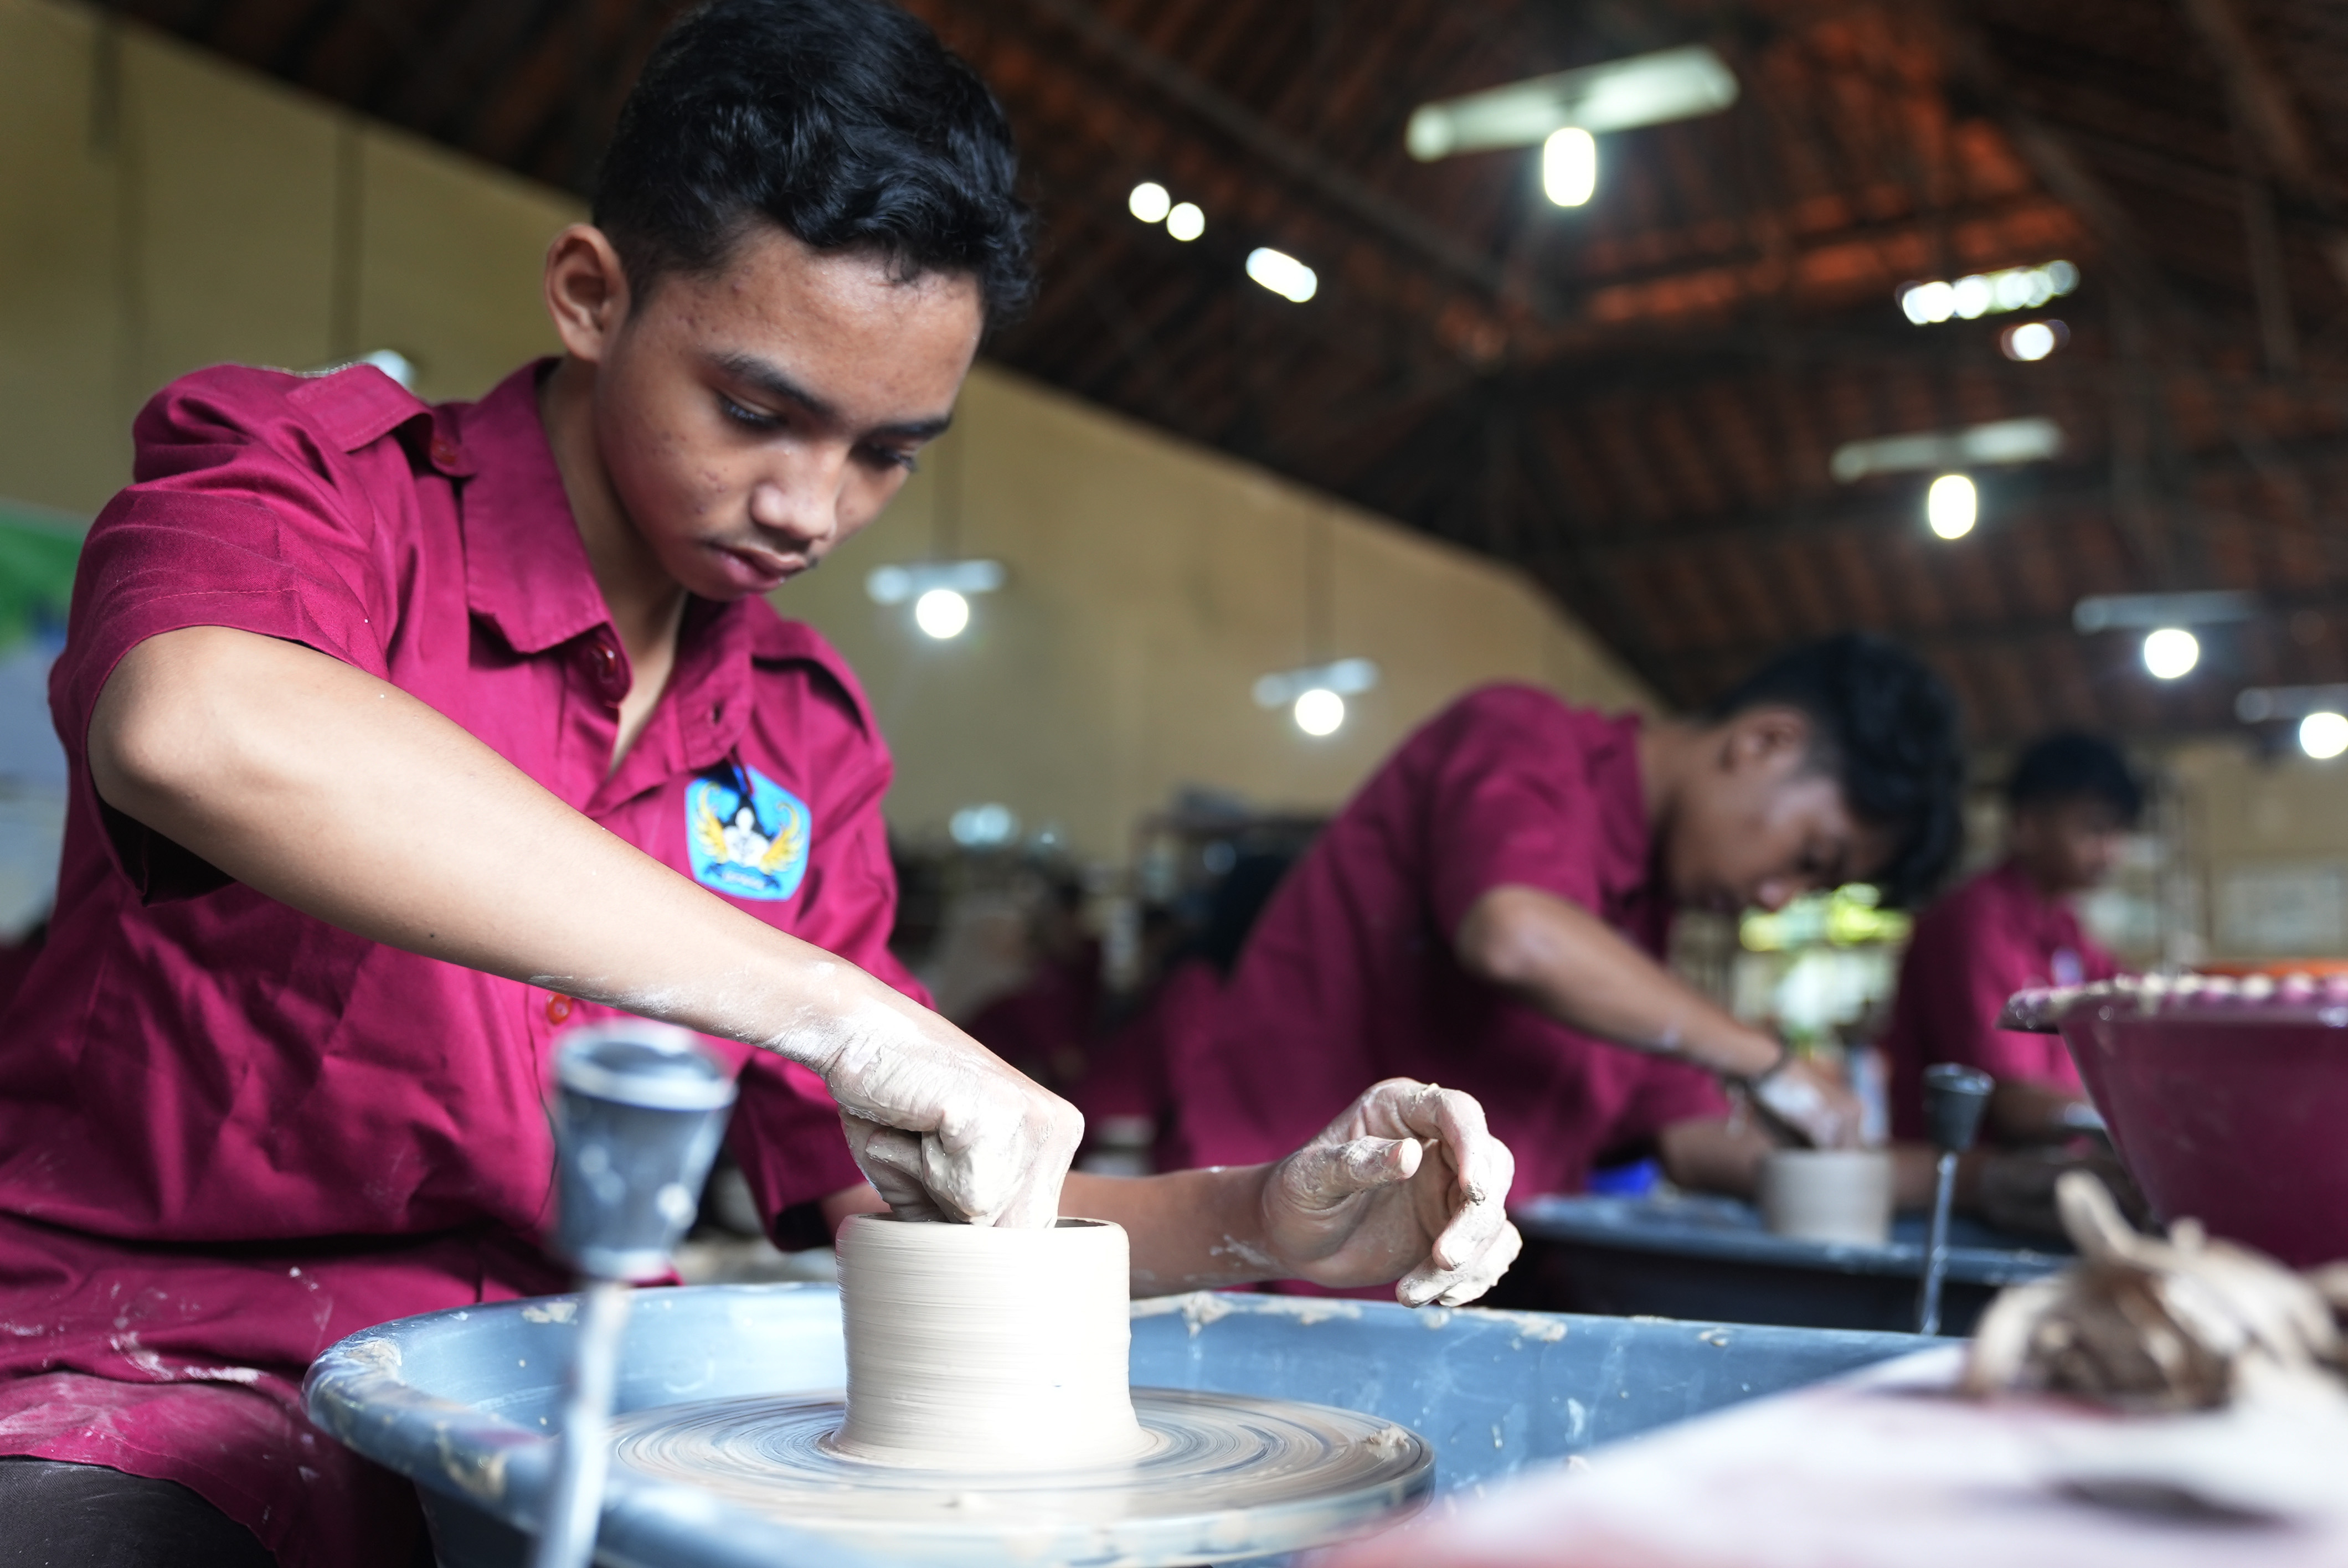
686, 764, 810, 901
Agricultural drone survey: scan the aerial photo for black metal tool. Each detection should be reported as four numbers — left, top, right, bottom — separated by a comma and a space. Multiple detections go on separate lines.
1914, 1062, 1994, 1337
529, 1024, 737, 1568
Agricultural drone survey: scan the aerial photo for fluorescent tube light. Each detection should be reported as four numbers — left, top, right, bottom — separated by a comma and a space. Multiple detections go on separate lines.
2073, 591, 2257, 635
1253, 657, 1378, 710
1405, 45, 1738, 162
865, 559, 1006, 606
1830, 418, 2062, 482
2234, 684, 2348, 723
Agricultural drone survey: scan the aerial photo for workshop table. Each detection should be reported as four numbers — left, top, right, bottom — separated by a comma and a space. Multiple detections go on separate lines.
1501, 1193, 2067, 1335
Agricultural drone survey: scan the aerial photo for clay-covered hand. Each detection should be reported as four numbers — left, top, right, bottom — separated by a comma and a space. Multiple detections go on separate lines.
817, 1008, 1083, 1229
1747, 1055, 1864, 1149
1257, 1079, 1522, 1307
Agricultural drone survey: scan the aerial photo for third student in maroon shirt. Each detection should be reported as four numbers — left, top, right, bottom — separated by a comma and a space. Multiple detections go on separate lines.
1882, 733, 2138, 1145
1166, 636, 1970, 1202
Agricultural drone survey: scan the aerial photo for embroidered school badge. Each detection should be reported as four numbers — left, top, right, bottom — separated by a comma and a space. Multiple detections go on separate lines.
685, 764, 811, 901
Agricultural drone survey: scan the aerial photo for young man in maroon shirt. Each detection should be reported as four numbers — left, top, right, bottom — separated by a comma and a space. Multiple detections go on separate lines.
1882, 732, 2138, 1146
0, 3, 1516, 1561
1166, 636, 1969, 1208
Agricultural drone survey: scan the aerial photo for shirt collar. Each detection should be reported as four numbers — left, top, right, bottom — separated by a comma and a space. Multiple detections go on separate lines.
453, 360, 614, 656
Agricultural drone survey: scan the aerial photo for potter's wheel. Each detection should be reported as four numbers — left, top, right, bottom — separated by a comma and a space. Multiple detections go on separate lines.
607, 1386, 1433, 1564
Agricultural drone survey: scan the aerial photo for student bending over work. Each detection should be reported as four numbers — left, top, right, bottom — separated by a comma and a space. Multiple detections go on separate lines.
1162, 636, 1969, 1206
0, 5, 1515, 1565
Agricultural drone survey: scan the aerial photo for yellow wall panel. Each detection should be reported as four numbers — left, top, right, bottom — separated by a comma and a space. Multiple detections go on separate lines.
120, 28, 337, 399
0, 0, 125, 513
355, 127, 577, 403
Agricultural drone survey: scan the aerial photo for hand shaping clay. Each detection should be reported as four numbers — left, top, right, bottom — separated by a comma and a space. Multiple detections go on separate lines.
828, 1215, 1155, 1470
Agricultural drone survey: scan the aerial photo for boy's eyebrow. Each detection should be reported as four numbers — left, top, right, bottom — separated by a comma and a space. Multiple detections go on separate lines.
711, 352, 954, 442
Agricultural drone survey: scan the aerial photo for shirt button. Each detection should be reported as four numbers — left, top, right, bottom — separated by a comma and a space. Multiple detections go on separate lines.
429, 436, 461, 468
546, 994, 573, 1025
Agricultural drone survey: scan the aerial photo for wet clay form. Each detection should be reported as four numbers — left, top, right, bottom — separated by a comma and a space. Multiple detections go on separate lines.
1760, 1149, 1896, 1246
831, 1214, 1153, 1469
602, 1215, 1435, 1564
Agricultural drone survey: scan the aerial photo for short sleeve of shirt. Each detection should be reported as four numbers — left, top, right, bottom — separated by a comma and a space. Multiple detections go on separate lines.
51, 367, 418, 898
1423, 688, 1606, 939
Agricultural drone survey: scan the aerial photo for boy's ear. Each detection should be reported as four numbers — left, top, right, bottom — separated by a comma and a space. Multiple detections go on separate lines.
544, 224, 634, 365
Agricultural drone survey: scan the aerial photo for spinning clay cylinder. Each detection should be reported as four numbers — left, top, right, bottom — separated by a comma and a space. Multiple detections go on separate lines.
830, 1215, 1154, 1470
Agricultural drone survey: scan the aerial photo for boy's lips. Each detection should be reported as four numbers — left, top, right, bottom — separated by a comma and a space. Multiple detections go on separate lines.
710, 541, 796, 591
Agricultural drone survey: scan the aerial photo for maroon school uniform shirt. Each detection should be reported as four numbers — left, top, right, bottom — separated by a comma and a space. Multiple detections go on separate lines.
1880, 857, 2120, 1139
0, 361, 907, 1566
1165, 687, 1727, 1201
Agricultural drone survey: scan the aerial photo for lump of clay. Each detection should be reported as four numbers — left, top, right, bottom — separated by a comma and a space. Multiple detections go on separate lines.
1964, 1173, 2345, 1411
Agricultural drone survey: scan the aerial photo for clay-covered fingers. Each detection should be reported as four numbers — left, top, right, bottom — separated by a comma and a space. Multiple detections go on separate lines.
822, 1023, 1083, 1227
1281, 1133, 1425, 1209
1338, 1080, 1516, 1267
1384, 1087, 1517, 1304
1400, 1215, 1523, 1307
1272, 1079, 1521, 1306
840, 1115, 949, 1223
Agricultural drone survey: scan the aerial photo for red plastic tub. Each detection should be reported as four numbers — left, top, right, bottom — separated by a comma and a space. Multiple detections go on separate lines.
2054, 982, 2348, 1268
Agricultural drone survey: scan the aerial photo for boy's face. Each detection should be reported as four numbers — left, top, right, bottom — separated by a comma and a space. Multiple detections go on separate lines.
553, 221, 984, 600
2009, 796, 2128, 896
1662, 708, 1898, 916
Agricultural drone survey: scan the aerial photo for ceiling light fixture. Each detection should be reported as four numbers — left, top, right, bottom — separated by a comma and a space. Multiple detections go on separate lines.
2001, 320, 2068, 362
1830, 417, 2062, 482
1900, 261, 2078, 325
1246, 247, 1319, 303
2141, 627, 2200, 680
1292, 688, 1347, 736
1255, 658, 1377, 735
1128, 182, 1171, 223
1925, 474, 1977, 539
867, 559, 1004, 641
1166, 202, 1206, 242
913, 589, 971, 639
1405, 45, 1739, 161
949, 802, 1020, 848
2300, 711, 2348, 760
1542, 127, 1598, 207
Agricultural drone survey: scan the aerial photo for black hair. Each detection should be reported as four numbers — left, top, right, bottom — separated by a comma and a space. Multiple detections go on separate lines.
594, 0, 1035, 322
1708, 633, 1966, 907
2006, 731, 2144, 826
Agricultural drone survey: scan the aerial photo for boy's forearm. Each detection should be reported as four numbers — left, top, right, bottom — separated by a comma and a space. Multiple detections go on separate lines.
90, 626, 918, 1069
1456, 886, 1780, 1077
1061, 1168, 1281, 1296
